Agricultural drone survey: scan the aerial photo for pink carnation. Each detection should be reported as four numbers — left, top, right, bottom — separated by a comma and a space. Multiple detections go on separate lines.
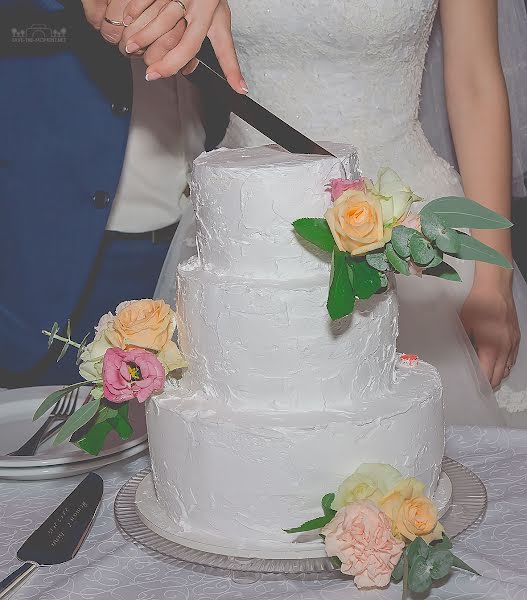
102, 347, 165, 403
328, 178, 367, 202
321, 501, 404, 589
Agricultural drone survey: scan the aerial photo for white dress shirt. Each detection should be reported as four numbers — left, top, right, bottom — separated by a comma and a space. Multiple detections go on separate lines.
106, 60, 205, 233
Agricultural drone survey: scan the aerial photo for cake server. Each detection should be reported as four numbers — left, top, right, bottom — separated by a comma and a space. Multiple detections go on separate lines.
0, 472, 103, 599
185, 59, 336, 157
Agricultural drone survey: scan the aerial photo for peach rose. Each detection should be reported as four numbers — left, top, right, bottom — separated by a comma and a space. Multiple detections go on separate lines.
325, 189, 391, 256
396, 496, 444, 543
321, 501, 405, 589
109, 299, 176, 352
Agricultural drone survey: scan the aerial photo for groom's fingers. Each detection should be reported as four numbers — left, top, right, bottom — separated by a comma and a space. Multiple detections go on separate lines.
100, 0, 129, 43
207, 2, 246, 93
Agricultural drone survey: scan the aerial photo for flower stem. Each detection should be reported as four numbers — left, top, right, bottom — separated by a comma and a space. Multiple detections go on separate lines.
402, 553, 409, 600
42, 330, 81, 349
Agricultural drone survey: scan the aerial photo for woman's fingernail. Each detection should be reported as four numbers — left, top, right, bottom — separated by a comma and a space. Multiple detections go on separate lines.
126, 42, 139, 53
123, 15, 133, 26
102, 33, 118, 42
240, 78, 249, 93
145, 72, 161, 82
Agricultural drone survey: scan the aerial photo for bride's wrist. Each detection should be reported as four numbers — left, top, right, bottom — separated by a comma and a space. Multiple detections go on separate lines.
472, 263, 513, 294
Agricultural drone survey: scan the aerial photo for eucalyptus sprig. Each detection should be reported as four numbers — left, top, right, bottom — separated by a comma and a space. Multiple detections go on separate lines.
42, 320, 90, 364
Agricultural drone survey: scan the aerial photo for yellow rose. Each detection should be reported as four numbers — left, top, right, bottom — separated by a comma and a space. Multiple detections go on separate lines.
109, 299, 176, 352
395, 496, 443, 543
368, 168, 422, 226
379, 477, 426, 523
157, 340, 188, 374
332, 464, 403, 510
79, 330, 113, 382
325, 189, 392, 256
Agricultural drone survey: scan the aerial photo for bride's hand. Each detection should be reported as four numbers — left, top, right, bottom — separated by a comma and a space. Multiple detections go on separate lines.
460, 275, 520, 389
121, 0, 247, 93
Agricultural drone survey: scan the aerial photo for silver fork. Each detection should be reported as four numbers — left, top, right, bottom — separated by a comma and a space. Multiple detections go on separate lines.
8, 388, 79, 457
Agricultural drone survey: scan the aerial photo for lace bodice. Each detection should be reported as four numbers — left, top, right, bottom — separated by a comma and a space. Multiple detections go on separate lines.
223, 0, 462, 201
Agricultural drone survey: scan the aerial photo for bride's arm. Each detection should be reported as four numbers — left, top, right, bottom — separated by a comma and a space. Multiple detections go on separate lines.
440, 0, 520, 389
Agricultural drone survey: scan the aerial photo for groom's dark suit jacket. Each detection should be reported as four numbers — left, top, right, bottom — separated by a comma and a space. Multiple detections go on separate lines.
0, 0, 228, 385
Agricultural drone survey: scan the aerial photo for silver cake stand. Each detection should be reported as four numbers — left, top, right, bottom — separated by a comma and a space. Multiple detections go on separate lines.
114, 457, 487, 575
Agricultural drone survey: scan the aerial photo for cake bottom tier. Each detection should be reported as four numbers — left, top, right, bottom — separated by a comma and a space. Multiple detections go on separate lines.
146, 360, 444, 550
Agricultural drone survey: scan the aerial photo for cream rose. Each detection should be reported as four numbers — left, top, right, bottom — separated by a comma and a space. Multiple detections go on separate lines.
369, 168, 422, 226
332, 464, 403, 510
79, 329, 113, 382
157, 340, 188, 373
109, 299, 176, 352
325, 189, 391, 256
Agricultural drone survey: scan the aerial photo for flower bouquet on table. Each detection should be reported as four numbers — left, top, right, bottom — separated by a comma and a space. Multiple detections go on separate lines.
34, 300, 186, 456
293, 169, 512, 320
285, 464, 479, 598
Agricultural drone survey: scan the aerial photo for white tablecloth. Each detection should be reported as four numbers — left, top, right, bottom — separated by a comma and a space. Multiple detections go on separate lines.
1, 426, 527, 600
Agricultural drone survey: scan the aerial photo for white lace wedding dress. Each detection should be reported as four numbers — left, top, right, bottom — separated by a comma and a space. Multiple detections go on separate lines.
156, 0, 527, 426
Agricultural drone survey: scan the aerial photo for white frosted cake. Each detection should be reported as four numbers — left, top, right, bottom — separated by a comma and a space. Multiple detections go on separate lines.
146, 143, 445, 551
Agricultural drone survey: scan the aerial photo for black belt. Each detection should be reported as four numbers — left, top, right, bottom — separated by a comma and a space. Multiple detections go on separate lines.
106, 221, 179, 244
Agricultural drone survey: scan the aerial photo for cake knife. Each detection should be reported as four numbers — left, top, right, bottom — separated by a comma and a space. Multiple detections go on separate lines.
185, 58, 336, 157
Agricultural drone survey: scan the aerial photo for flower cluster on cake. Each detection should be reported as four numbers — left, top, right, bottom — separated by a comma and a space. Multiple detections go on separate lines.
34, 299, 185, 455
286, 463, 478, 597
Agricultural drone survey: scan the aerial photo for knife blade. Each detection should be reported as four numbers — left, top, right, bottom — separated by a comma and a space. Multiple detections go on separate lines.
185, 59, 336, 158
0, 472, 103, 599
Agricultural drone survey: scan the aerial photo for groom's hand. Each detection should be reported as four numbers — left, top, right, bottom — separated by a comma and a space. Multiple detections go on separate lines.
122, 0, 247, 93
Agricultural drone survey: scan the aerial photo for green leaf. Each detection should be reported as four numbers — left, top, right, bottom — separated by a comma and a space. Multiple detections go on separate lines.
94, 405, 119, 425
391, 552, 405, 582
366, 250, 391, 272
322, 493, 336, 519
429, 550, 454, 580
391, 226, 418, 259
408, 556, 432, 594
348, 259, 382, 300
436, 228, 461, 253
378, 273, 389, 288
452, 555, 480, 576
410, 235, 436, 265
454, 232, 513, 268
330, 556, 342, 569
284, 515, 332, 534
33, 382, 87, 421
327, 249, 356, 320
432, 534, 453, 551
420, 212, 447, 242
385, 243, 410, 275
108, 404, 133, 440
424, 247, 443, 269
76, 333, 91, 365
422, 196, 513, 230
47, 322, 60, 348
74, 419, 113, 456
407, 537, 430, 567
425, 262, 462, 282
52, 398, 101, 446
293, 218, 335, 253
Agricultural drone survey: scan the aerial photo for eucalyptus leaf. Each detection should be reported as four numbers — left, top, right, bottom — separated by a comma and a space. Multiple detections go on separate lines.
410, 235, 436, 265
348, 260, 382, 300
391, 552, 405, 582
284, 515, 332, 534
293, 218, 335, 253
422, 196, 513, 230
33, 382, 87, 421
322, 493, 336, 519
66, 319, 71, 340
385, 243, 410, 275
378, 273, 389, 289
429, 550, 454, 580
424, 248, 444, 269
436, 228, 461, 253
330, 556, 342, 569
53, 398, 101, 446
48, 322, 60, 348
432, 534, 453, 551
452, 555, 480, 576
57, 339, 71, 362
425, 263, 462, 282
407, 537, 430, 566
76, 333, 91, 365
454, 232, 513, 268
366, 251, 391, 272
327, 249, 356, 320
391, 226, 417, 259
408, 556, 432, 594
420, 212, 446, 241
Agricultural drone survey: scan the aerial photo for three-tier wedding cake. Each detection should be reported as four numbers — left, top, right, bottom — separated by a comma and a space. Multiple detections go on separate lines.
146, 143, 445, 551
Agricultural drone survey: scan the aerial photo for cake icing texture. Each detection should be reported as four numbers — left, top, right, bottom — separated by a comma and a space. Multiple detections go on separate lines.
146, 143, 445, 550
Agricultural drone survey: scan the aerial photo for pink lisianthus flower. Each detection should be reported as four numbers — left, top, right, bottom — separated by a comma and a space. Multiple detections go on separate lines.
102, 348, 165, 403
321, 500, 404, 589
328, 178, 367, 202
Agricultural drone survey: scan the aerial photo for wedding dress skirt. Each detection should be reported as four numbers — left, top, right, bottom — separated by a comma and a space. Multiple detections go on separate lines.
156, 0, 527, 425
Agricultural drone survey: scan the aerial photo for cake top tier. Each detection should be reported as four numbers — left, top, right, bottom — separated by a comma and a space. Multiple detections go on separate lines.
192, 143, 359, 279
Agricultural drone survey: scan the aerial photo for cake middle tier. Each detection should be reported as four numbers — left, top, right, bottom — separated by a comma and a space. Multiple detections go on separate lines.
176, 258, 398, 411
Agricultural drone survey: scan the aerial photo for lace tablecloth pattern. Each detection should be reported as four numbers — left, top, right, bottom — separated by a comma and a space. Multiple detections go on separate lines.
1, 426, 527, 600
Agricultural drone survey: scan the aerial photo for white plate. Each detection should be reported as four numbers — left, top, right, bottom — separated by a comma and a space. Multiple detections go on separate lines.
0, 386, 147, 469
0, 441, 149, 480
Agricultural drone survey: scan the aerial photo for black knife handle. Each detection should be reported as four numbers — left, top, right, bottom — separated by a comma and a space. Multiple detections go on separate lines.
0, 562, 39, 599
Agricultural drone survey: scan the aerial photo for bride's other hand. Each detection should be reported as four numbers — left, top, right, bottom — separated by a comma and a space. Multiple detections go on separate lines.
122, 0, 247, 93
81, 0, 108, 30
461, 271, 520, 389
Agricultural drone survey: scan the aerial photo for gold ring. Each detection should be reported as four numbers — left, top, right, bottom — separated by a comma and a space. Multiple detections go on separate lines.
172, 0, 187, 15
104, 17, 124, 26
